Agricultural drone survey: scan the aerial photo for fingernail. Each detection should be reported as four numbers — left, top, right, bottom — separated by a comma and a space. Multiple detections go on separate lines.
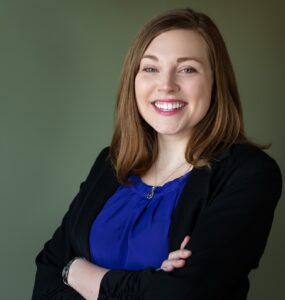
182, 249, 191, 255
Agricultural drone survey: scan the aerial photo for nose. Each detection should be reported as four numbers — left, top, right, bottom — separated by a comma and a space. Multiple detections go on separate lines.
157, 72, 179, 93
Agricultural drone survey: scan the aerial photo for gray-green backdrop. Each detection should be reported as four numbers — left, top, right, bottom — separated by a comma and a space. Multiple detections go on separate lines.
1, 0, 284, 299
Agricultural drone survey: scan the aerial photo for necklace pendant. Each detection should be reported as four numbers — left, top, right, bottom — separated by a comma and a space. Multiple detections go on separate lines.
147, 186, 156, 199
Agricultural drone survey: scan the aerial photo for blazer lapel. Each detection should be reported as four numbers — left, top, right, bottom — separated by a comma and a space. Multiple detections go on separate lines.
168, 147, 231, 251
168, 166, 212, 251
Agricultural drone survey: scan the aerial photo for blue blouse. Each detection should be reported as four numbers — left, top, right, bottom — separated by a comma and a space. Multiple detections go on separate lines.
89, 171, 191, 270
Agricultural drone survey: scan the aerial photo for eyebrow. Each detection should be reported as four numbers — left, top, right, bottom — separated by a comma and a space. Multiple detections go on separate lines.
141, 54, 203, 64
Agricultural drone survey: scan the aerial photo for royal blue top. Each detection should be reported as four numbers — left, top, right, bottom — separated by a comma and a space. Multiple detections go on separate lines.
89, 171, 192, 270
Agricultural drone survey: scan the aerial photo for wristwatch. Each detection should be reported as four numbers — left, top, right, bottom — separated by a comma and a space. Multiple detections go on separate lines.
62, 257, 82, 285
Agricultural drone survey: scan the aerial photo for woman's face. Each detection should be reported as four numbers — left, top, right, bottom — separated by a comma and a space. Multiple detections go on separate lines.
135, 29, 213, 139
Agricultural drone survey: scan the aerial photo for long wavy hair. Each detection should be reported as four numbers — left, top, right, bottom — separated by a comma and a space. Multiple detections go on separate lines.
110, 8, 262, 184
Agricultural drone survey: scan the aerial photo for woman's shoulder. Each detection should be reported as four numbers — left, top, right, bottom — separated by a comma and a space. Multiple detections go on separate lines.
94, 146, 111, 164
80, 147, 113, 188
218, 143, 279, 168
214, 143, 282, 189
231, 143, 279, 169
90, 146, 112, 172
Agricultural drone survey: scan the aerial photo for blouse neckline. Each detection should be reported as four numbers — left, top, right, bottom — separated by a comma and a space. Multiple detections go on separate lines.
129, 170, 192, 198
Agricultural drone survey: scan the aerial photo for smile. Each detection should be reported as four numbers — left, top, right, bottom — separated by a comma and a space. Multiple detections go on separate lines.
152, 100, 187, 112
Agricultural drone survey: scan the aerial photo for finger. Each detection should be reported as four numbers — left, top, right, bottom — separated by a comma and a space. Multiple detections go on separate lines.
161, 259, 186, 272
171, 259, 186, 268
162, 265, 175, 272
180, 235, 191, 250
160, 261, 175, 272
168, 249, 192, 260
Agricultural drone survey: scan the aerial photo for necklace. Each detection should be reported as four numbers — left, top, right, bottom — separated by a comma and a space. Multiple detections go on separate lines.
146, 161, 191, 199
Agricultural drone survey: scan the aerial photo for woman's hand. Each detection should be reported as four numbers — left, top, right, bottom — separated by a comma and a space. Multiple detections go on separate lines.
159, 235, 192, 272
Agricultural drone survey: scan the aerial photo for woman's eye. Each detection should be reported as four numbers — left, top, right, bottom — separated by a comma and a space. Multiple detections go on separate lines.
142, 67, 158, 73
181, 67, 196, 74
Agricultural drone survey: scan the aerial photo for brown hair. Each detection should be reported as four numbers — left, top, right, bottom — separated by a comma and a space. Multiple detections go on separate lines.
110, 8, 263, 184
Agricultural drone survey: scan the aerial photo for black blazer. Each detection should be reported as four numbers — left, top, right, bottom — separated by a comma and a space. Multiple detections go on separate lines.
32, 144, 282, 300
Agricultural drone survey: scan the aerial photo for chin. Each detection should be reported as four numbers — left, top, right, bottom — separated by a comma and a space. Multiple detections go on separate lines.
154, 125, 192, 138
155, 128, 186, 137
153, 127, 177, 135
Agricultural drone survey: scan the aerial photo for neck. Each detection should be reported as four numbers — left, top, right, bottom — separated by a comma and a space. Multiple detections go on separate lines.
156, 133, 190, 171
140, 133, 192, 189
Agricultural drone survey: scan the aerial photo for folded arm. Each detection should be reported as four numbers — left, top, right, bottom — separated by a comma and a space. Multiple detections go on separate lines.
98, 155, 282, 300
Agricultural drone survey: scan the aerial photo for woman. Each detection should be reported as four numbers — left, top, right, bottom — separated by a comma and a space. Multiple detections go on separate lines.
32, 8, 282, 300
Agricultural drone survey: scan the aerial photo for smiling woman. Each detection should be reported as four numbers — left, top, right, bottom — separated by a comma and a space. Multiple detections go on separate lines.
32, 8, 282, 300
135, 29, 213, 137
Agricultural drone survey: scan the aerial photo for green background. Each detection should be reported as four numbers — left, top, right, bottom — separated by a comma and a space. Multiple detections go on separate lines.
1, 0, 284, 299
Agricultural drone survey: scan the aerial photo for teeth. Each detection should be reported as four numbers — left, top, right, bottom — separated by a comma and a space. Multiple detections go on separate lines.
154, 102, 184, 111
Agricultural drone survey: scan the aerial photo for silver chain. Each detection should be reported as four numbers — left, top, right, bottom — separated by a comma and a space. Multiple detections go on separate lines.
146, 161, 191, 199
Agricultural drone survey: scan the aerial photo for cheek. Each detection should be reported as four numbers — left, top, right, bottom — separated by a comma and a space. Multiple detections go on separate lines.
134, 76, 148, 114
135, 74, 155, 100
188, 79, 212, 119
192, 75, 212, 100
189, 76, 212, 96
135, 75, 144, 103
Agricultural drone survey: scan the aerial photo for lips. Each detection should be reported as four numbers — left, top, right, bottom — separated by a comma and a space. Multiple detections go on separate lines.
152, 99, 187, 112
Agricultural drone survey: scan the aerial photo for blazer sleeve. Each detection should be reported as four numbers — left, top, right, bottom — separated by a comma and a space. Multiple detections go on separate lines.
98, 151, 282, 300
32, 148, 110, 300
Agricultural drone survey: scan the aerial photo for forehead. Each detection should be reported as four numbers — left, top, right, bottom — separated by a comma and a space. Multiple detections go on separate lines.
143, 29, 209, 63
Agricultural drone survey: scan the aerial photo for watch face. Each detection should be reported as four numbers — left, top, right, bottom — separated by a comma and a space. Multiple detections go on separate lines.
62, 257, 84, 285
62, 259, 73, 285
62, 265, 69, 285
